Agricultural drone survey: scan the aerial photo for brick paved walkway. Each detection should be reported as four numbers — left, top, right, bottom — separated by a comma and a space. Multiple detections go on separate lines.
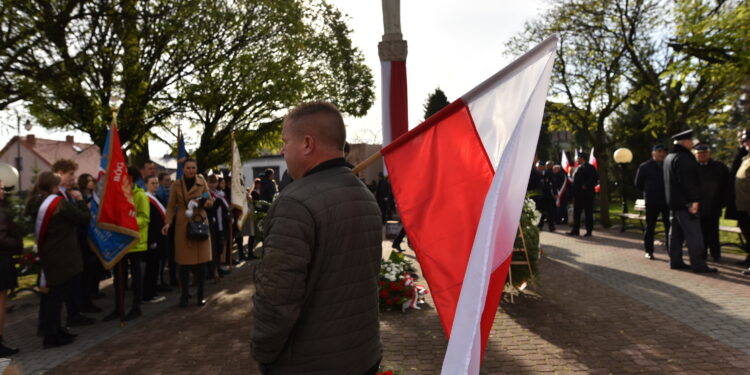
5, 227, 750, 374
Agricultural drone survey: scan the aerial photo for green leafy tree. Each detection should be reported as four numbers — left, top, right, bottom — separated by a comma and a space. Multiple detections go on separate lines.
422, 88, 449, 120
0, 0, 373, 169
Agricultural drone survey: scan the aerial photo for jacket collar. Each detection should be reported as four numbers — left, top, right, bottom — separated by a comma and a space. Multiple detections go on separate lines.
672, 144, 692, 154
304, 158, 347, 177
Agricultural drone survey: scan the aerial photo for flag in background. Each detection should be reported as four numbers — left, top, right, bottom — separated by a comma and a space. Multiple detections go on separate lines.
176, 129, 187, 179
381, 35, 557, 374
231, 135, 248, 229
561, 150, 571, 175
88, 119, 140, 269
589, 147, 598, 170
573, 148, 580, 170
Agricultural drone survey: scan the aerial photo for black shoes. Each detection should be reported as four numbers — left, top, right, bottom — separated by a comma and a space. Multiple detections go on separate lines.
102, 310, 120, 322
0, 337, 19, 356
67, 314, 96, 326
694, 267, 718, 274
43, 334, 74, 349
566, 231, 579, 236
81, 303, 103, 314
742, 269, 750, 276
583, 232, 592, 237
645, 253, 655, 260
670, 263, 690, 270
123, 309, 142, 322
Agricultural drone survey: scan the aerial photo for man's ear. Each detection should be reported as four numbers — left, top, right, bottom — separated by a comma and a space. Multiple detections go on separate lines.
303, 135, 315, 155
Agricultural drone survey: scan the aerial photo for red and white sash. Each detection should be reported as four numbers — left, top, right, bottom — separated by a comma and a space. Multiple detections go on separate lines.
35, 194, 63, 247
146, 192, 166, 221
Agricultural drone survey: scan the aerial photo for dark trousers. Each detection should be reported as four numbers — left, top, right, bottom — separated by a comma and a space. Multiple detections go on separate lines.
392, 228, 407, 249
572, 194, 594, 234
43, 279, 71, 337
700, 214, 721, 260
210, 229, 225, 276
113, 252, 143, 313
143, 248, 161, 301
161, 221, 177, 286
179, 263, 205, 300
83, 256, 105, 298
538, 196, 556, 230
557, 196, 569, 224
64, 272, 83, 320
669, 208, 709, 271
644, 203, 670, 254
736, 211, 750, 255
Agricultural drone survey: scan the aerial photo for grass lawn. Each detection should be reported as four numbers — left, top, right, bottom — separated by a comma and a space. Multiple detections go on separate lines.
607, 198, 746, 256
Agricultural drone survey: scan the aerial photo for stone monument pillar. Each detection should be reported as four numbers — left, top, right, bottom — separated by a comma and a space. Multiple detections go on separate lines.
379, 0, 408, 147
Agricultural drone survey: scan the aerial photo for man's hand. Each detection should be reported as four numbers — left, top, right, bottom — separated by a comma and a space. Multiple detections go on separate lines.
70, 190, 83, 201
689, 202, 699, 215
161, 223, 170, 235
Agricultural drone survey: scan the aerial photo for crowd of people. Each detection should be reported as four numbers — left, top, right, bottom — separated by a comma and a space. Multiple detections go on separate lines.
530, 128, 750, 276
0, 156, 269, 352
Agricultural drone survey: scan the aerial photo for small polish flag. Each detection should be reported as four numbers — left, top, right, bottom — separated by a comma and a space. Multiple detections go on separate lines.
561, 150, 571, 175
589, 147, 598, 170
382, 35, 558, 374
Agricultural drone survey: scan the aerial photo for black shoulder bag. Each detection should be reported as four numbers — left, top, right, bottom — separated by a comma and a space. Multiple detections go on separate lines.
182, 180, 210, 241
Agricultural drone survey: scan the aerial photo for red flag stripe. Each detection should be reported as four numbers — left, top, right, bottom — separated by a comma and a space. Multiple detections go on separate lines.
383, 100, 494, 337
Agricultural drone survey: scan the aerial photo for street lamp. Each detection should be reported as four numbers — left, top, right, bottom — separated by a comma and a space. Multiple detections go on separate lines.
613, 148, 633, 213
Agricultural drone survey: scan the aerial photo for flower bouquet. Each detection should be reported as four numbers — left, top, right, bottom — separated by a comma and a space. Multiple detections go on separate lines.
379, 252, 428, 311
16, 245, 41, 276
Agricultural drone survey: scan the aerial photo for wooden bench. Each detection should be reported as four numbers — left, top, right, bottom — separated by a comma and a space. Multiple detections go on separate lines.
719, 225, 746, 250
617, 199, 647, 232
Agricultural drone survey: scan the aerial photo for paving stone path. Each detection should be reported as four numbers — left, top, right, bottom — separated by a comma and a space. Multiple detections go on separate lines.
5, 226, 750, 374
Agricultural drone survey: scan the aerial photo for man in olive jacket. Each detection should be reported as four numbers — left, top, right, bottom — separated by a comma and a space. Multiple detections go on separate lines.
663, 129, 717, 273
251, 102, 382, 375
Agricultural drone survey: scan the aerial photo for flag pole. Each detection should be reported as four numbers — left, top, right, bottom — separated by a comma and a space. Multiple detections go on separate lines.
352, 150, 383, 175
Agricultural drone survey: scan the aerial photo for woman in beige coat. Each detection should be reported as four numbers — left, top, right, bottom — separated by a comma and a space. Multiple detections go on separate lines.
162, 159, 213, 307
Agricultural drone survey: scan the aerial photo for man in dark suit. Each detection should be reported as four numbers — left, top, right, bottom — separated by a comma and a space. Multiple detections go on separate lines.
634, 144, 670, 260
663, 129, 717, 273
695, 144, 730, 262
538, 161, 557, 232
567, 153, 598, 237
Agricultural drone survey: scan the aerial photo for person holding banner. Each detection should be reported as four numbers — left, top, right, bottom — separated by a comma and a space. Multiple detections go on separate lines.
0, 180, 22, 355
162, 158, 214, 307
25, 171, 90, 348
143, 175, 167, 304
103, 167, 149, 321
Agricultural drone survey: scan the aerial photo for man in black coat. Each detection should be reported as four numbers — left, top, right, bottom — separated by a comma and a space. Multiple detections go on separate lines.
663, 129, 717, 273
567, 153, 598, 237
634, 144, 670, 260
538, 161, 557, 232
695, 144, 731, 262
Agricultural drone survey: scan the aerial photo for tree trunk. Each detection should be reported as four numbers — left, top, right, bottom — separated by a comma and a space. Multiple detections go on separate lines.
594, 134, 612, 228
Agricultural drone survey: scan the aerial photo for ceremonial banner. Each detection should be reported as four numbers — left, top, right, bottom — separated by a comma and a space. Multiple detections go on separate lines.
231, 135, 248, 229
88, 119, 140, 269
381, 36, 557, 374
176, 129, 187, 179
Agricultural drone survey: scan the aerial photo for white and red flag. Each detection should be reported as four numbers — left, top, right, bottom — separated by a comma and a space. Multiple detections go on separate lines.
589, 147, 598, 170
381, 35, 557, 373
561, 150, 571, 175
573, 148, 580, 169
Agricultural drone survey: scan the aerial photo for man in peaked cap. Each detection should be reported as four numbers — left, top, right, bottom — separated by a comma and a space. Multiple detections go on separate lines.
635, 144, 670, 260
663, 129, 717, 273
694, 144, 730, 262
567, 152, 598, 237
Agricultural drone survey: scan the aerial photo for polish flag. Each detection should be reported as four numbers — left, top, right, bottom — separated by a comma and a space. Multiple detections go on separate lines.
561, 150, 571, 175
589, 147, 598, 170
382, 60, 409, 146
573, 148, 580, 169
382, 36, 557, 374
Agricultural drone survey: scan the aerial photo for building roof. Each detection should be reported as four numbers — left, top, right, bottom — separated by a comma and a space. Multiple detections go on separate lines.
0, 135, 101, 176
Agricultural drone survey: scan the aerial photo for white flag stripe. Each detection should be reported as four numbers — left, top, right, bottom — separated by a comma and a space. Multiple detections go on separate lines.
381, 61, 393, 146
441, 36, 557, 375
